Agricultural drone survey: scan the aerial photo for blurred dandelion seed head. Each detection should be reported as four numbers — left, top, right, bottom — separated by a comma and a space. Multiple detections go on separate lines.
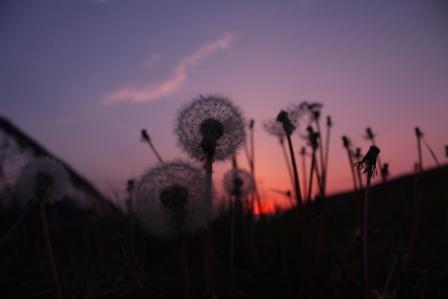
264, 104, 302, 139
223, 168, 254, 198
175, 94, 246, 161
133, 161, 211, 238
355, 145, 381, 178
15, 157, 72, 205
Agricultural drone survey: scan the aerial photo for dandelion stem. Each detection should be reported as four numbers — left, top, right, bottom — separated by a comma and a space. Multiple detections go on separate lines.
178, 238, 191, 299
315, 119, 326, 196
363, 174, 372, 299
323, 120, 332, 194
40, 201, 64, 299
285, 133, 303, 205
280, 138, 295, 200
416, 131, 423, 173
422, 137, 440, 166
300, 148, 308, 201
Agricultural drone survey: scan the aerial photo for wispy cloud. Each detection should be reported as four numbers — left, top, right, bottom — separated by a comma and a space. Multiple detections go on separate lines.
106, 32, 235, 104
143, 53, 162, 69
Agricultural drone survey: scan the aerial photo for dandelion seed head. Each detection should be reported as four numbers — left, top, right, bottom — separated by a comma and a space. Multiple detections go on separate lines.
175, 95, 246, 161
223, 168, 254, 198
263, 104, 301, 139
15, 157, 72, 205
355, 145, 381, 178
276, 110, 297, 136
133, 160, 211, 238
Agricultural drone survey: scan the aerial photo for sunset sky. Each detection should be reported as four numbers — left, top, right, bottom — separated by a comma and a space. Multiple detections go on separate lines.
1, 0, 447, 210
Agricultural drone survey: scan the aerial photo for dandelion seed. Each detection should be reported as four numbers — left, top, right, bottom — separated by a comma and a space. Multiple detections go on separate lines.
133, 161, 210, 238
175, 95, 245, 161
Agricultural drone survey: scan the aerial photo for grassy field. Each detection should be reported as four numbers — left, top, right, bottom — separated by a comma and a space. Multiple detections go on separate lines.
1, 165, 447, 298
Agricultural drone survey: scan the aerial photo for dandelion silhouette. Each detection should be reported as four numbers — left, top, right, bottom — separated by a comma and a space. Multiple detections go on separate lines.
307, 126, 323, 200
175, 95, 245, 161
276, 110, 303, 205
355, 145, 380, 179
15, 157, 72, 299
133, 161, 210, 238
16, 157, 71, 206
223, 167, 254, 198
354, 145, 381, 299
354, 147, 364, 188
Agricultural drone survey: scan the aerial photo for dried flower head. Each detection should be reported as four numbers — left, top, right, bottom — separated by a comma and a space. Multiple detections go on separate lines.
140, 129, 150, 143
133, 161, 211, 238
175, 95, 246, 161
306, 126, 320, 150
355, 145, 381, 178
342, 135, 351, 149
365, 127, 375, 140
263, 105, 301, 139
415, 127, 423, 138
354, 147, 362, 160
223, 168, 254, 198
276, 110, 296, 136
15, 157, 72, 205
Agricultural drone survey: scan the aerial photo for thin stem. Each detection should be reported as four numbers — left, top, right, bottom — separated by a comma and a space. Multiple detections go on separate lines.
203, 154, 217, 296
346, 148, 358, 191
40, 201, 64, 299
145, 140, 164, 164
307, 149, 316, 201
315, 120, 326, 196
363, 175, 372, 299
301, 151, 308, 201
417, 135, 423, 172
323, 124, 332, 195
280, 138, 295, 194
285, 134, 303, 205
383, 255, 400, 296
422, 137, 440, 166
178, 238, 191, 299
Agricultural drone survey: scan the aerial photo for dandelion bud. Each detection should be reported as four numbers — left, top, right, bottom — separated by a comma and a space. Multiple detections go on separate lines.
342, 135, 351, 148
249, 119, 255, 129
141, 129, 150, 142
415, 127, 423, 138
326, 116, 333, 128
365, 127, 375, 140
276, 110, 296, 136
300, 146, 306, 156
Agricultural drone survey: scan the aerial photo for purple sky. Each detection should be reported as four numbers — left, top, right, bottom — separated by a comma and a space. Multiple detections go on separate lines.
1, 0, 447, 208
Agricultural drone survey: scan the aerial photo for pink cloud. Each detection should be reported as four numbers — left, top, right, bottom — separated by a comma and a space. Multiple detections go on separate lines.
106, 32, 235, 103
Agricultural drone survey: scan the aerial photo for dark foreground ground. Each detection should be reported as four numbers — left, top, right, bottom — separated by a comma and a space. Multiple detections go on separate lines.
1, 166, 447, 299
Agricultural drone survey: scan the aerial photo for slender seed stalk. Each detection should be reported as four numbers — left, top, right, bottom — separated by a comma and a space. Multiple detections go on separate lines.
416, 128, 423, 173
315, 120, 326, 196
280, 138, 295, 196
178, 238, 191, 299
422, 137, 440, 166
307, 148, 317, 201
40, 201, 64, 299
323, 117, 332, 194
363, 174, 372, 299
141, 129, 164, 163
285, 133, 303, 205
300, 147, 308, 201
